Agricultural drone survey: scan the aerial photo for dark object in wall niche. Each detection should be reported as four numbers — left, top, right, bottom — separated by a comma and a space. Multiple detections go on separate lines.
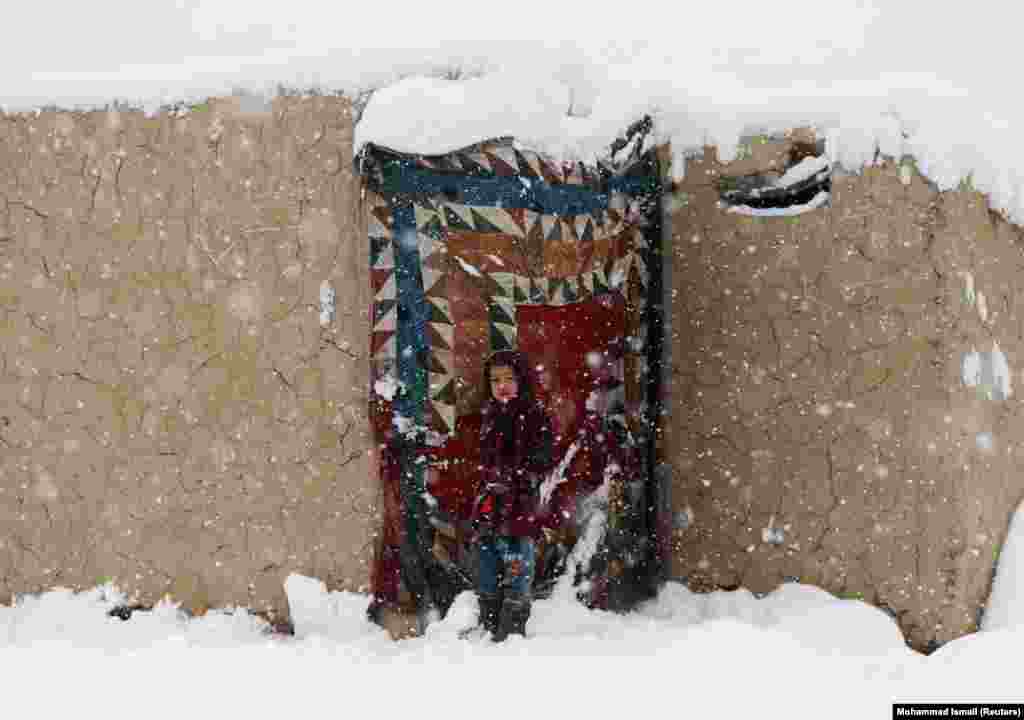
719, 138, 831, 210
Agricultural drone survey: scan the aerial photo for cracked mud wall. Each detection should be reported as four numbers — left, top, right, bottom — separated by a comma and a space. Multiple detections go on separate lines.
665, 139, 1024, 649
0, 96, 376, 620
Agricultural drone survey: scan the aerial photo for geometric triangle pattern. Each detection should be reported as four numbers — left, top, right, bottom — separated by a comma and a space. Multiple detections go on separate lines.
365, 139, 656, 438
412, 139, 605, 189
463, 245, 650, 391
418, 209, 456, 435
474, 246, 650, 380
444, 252, 645, 308
488, 295, 517, 352
406, 216, 648, 436
361, 131, 661, 610
368, 190, 398, 382
410, 198, 620, 249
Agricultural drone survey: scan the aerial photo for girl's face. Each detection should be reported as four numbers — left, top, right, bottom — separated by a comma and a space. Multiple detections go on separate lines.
489, 364, 519, 404
537, 363, 553, 392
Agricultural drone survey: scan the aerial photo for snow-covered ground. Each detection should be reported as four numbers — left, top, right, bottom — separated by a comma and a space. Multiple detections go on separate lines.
983, 499, 1024, 632
2, 554, 1022, 719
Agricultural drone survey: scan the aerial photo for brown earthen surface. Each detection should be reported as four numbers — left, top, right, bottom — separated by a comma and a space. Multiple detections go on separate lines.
0, 96, 376, 620
665, 139, 1024, 649
5, 103, 1020, 648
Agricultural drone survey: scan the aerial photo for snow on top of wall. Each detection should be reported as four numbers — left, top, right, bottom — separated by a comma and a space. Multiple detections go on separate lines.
6, 2, 1024, 221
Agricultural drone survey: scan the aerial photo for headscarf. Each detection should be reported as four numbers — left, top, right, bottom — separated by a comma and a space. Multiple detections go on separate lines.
481, 350, 537, 463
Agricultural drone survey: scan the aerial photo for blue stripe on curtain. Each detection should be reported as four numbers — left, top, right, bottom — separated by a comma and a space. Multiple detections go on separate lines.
378, 164, 655, 217
390, 198, 428, 427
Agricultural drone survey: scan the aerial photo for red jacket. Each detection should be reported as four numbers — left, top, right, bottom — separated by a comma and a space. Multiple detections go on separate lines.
474, 398, 555, 538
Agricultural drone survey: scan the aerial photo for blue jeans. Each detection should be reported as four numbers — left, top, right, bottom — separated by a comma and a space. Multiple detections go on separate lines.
478, 536, 535, 598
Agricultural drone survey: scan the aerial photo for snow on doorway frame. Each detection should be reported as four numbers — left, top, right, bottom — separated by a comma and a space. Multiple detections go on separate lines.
356, 117, 669, 624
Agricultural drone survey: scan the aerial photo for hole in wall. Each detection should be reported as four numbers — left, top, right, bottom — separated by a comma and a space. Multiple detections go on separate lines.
718, 137, 832, 216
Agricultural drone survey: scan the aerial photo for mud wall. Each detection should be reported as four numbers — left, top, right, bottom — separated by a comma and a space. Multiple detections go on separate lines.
664, 137, 1024, 649
0, 96, 376, 621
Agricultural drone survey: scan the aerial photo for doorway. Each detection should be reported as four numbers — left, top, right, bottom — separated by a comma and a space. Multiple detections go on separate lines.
360, 132, 665, 624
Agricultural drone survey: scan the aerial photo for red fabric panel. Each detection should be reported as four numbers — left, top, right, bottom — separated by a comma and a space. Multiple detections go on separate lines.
421, 297, 627, 527
424, 412, 482, 523
517, 296, 626, 442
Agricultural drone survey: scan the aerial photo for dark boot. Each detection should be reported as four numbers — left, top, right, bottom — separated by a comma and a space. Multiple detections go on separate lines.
493, 596, 530, 642
477, 592, 500, 636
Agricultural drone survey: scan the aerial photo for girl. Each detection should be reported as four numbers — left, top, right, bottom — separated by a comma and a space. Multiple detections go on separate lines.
472, 350, 555, 641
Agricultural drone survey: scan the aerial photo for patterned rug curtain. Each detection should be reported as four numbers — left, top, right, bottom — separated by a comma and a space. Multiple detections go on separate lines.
358, 127, 665, 620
